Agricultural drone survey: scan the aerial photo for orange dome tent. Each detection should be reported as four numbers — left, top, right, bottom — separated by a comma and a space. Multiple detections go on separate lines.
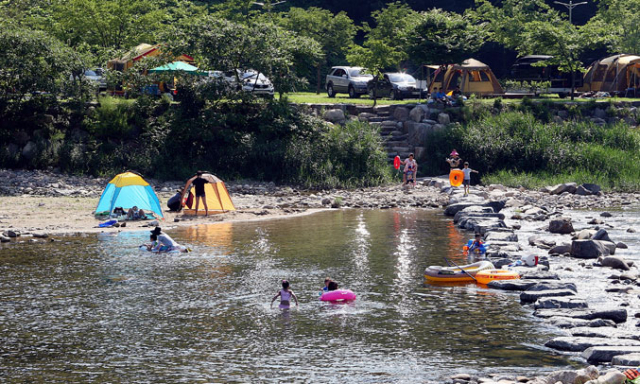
181, 173, 235, 215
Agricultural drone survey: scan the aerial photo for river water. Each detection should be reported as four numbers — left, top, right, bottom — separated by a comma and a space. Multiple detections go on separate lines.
4, 208, 627, 383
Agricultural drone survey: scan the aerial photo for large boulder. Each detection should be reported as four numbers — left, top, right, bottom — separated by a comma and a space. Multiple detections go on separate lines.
393, 106, 410, 122
534, 308, 627, 324
527, 281, 577, 292
571, 240, 616, 259
612, 353, 640, 366
549, 217, 574, 234
599, 256, 631, 271
22, 141, 38, 160
487, 280, 538, 291
582, 183, 602, 194
548, 244, 572, 254
521, 289, 576, 303
545, 337, 640, 352
484, 230, 518, 242
575, 229, 597, 240
406, 122, 432, 144
409, 106, 426, 122
549, 182, 578, 195
584, 369, 627, 384
535, 297, 588, 309
541, 366, 599, 384
437, 112, 450, 125
323, 109, 346, 124
582, 346, 640, 363
592, 229, 613, 242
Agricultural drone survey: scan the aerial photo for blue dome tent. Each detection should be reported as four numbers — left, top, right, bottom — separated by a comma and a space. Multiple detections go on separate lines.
95, 172, 164, 219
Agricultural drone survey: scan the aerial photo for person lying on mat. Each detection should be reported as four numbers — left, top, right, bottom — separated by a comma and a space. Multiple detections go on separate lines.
126, 206, 146, 220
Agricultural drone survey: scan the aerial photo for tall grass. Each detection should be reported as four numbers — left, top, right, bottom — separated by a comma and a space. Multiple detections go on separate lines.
422, 111, 640, 191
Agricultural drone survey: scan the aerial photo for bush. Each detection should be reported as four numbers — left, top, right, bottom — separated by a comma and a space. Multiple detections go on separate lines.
420, 110, 640, 191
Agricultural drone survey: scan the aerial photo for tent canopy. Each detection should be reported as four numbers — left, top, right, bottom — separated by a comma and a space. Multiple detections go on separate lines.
149, 61, 200, 73
428, 58, 503, 96
95, 172, 164, 218
182, 172, 235, 215
581, 54, 640, 94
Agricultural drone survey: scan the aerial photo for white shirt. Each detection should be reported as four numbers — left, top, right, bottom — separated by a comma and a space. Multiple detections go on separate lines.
462, 168, 473, 180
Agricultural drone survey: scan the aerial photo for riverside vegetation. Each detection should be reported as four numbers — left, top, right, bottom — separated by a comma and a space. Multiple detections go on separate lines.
3, 91, 640, 191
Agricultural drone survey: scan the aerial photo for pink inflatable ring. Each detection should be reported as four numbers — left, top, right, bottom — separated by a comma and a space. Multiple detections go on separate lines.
319, 289, 356, 302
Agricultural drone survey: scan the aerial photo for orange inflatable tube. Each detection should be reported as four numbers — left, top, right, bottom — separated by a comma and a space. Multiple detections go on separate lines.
449, 170, 464, 187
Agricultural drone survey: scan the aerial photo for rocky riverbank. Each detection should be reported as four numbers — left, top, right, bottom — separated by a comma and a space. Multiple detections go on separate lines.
439, 183, 640, 384
1, 169, 639, 383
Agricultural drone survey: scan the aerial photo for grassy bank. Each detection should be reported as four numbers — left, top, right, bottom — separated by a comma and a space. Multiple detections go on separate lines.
421, 111, 640, 192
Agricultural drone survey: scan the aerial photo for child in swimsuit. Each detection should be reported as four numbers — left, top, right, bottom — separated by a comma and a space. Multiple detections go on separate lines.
402, 153, 417, 187
271, 280, 298, 309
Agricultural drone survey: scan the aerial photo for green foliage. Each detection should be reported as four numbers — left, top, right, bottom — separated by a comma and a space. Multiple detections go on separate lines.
274, 7, 356, 92
407, 9, 485, 65
292, 120, 392, 188
422, 111, 640, 191
586, 0, 640, 54
169, 16, 322, 96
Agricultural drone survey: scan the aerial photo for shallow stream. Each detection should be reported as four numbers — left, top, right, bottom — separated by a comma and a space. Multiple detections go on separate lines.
1, 208, 637, 383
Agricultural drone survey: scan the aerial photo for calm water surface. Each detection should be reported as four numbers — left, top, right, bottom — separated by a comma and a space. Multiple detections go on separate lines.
1, 209, 582, 383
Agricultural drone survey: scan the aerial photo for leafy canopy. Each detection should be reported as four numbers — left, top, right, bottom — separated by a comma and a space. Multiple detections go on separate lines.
407, 8, 485, 65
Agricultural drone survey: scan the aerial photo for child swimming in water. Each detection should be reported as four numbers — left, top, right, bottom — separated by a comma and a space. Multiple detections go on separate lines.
271, 280, 299, 309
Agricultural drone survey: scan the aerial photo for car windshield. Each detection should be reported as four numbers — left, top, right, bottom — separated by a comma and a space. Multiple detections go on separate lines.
387, 74, 416, 83
349, 69, 373, 78
84, 70, 98, 77
243, 72, 268, 81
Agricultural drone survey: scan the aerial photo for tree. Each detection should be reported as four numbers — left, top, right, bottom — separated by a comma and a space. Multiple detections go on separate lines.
0, 25, 81, 106
275, 7, 356, 93
364, 1, 421, 53
347, 40, 406, 106
406, 9, 485, 66
586, 0, 640, 54
517, 20, 587, 100
471, 0, 561, 50
168, 17, 322, 98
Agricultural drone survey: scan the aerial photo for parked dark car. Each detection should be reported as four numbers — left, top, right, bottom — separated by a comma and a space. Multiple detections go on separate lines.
367, 73, 422, 100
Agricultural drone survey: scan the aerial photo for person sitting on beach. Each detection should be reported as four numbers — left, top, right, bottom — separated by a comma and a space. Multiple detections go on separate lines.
126, 206, 146, 220
271, 279, 299, 309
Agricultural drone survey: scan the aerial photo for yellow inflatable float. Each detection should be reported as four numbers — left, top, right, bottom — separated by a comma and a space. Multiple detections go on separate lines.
475, 269, 520, 285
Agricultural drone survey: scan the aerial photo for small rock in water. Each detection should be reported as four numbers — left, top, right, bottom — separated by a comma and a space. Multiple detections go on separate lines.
627, 228, 636, 233
600, 212, 612, 217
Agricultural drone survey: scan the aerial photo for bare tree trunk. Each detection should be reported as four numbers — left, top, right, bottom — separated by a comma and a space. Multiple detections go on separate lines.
316, 64, 321, 94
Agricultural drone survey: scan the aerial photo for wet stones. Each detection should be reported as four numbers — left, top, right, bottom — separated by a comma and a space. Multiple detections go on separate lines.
545, 337, 640, 352
570, 239, 616, 259
599, 256, 632, 271
548, 217, 574, 234
534, 308, 627, 324
534, 297, 588, 309
521, 289, 576, 303
582, 346, 640, 364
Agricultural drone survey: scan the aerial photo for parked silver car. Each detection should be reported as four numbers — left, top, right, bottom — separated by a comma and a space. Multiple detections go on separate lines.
70, 68, 107, 91
225, 70, 274, 97
325, 66, 373, 98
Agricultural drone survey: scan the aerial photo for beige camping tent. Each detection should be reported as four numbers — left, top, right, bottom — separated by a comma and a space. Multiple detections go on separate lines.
428, 58, 504, 96
182, 173, 235, 215
581, 54, 640, 95
107, 43, 195, 72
